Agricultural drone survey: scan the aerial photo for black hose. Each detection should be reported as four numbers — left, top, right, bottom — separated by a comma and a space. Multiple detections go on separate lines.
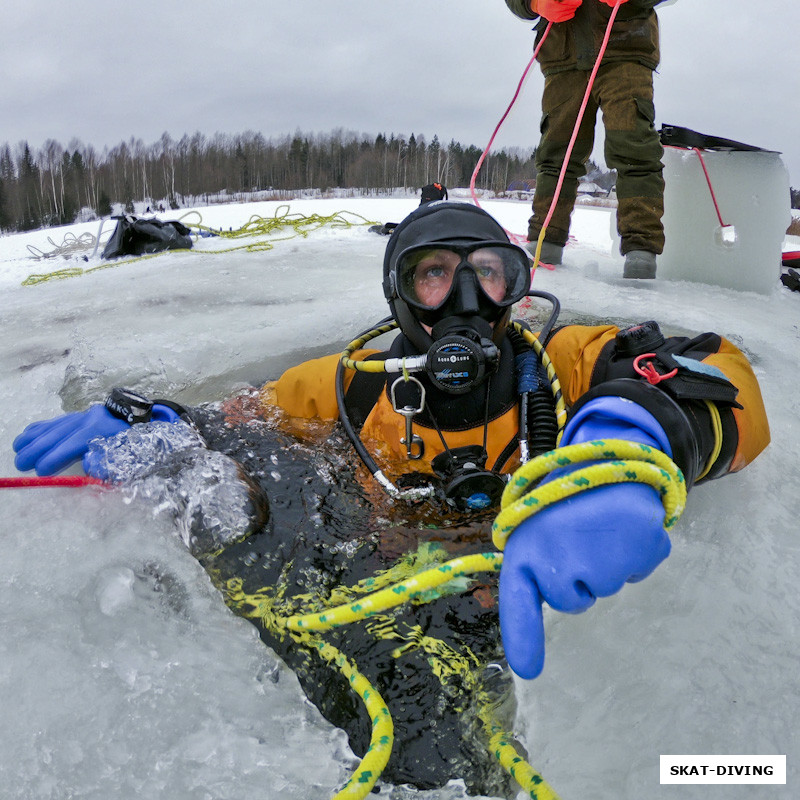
335, 317, 394, 480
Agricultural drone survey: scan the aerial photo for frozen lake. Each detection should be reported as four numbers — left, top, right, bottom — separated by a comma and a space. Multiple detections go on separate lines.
1, 195, 798, 799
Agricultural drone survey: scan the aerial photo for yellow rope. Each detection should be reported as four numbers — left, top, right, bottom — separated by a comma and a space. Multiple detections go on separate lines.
493, 439, 686, 550
285, 552, 501, 632
306, 636, 394, 799
484, 724, 561, 800
22, 206, 378, 286
219, 427, 682, 798
272, 552, 563, 799
225, 435, 684, 800
529, 228, 548, 276
695, 401, 723, 482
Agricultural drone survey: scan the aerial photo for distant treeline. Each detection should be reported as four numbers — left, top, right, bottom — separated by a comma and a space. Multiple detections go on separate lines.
1, 129, 797, 235
0, 129, 561, 233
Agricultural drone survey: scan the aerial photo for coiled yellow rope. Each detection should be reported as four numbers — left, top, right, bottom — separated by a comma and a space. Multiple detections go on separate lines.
22, 206, 378, 286
493, 439, 686, 550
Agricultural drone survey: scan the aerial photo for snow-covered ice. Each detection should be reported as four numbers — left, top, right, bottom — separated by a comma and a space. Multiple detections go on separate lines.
1, 193, 798, 799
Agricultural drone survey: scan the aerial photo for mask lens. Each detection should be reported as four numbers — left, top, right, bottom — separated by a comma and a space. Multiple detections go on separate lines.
396, 244, 530, 310
399, 248, 460, 310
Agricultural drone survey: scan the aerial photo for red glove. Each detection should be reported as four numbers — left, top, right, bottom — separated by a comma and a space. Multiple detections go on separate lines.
534, 0, 582, 23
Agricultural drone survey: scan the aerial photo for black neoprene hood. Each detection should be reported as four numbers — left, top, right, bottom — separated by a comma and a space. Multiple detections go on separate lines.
383, 201, 511, 280
382, 202, 526, 351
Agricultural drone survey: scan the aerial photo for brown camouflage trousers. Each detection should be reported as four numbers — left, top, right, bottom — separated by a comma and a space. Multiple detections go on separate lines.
529, 61, 665, 255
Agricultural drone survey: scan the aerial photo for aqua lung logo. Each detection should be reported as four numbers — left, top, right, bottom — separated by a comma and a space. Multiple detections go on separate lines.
432, 345, 475, 384
443, 354, 471, 362
426, 336, 486, 394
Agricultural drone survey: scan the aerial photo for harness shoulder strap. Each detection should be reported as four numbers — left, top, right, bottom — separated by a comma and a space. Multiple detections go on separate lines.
344, 353, 388, 428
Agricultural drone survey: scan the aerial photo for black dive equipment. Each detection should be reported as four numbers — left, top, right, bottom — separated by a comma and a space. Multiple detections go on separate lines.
334, 290, 562, 511
104, 388, 192, 427
612, 320, 666, 358
431, 445, 507, 511
425, 316, 499, 394
104, 388, 155, 425
336, 201, 562, 509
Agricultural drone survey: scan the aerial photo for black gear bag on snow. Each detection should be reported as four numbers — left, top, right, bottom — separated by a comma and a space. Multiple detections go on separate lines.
101, 215, 193, 259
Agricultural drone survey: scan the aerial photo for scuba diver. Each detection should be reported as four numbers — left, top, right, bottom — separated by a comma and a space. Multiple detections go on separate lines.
12, 201, 770, 796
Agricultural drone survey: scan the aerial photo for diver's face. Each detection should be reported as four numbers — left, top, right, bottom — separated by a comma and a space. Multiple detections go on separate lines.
411, 248, 508, 309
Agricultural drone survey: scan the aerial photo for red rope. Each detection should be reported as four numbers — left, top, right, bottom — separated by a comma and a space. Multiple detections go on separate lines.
691, 146, 728, 228
534, 3, 622, 255
0, 475, 106, 489
469, 21, 553, 243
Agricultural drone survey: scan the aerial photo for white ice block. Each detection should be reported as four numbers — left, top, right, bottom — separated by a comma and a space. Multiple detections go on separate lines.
658, 146, 790, 294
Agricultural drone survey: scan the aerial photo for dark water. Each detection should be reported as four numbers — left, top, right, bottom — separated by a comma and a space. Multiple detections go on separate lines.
185, 396, 520, 798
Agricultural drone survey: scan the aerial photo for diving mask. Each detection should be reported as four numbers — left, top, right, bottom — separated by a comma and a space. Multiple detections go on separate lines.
393, 242, 531, 319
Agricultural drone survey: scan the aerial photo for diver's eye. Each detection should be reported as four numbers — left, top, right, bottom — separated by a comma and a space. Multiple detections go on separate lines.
468, 248, 505, 281
421, 264, 447, 280
474, 264, 503, 281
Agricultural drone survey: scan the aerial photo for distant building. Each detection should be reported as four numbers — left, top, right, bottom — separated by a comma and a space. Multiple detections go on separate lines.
576, 181, 605, 197
507, 179, 537, 193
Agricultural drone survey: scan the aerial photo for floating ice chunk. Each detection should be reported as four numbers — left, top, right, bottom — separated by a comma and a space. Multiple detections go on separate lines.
96, 566, 136, 616
659, 147, 790, 293
86, 421, 268, 555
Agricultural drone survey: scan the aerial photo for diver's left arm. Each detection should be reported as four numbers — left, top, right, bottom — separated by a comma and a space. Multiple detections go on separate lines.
547, 323, 770, 482
497, 323, 770, 679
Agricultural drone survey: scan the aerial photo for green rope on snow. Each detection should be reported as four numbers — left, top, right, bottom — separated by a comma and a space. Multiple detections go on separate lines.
21, 205, 378, 286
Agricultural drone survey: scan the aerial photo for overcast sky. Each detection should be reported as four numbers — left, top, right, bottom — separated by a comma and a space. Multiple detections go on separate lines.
3, 1, 798, 188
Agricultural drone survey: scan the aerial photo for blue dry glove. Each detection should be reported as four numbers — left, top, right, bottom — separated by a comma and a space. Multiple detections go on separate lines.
499, 396, 674, 679
13, 402, 180, 477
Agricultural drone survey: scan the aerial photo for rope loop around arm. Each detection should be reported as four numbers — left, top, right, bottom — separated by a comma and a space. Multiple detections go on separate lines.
492, 439, 687, 551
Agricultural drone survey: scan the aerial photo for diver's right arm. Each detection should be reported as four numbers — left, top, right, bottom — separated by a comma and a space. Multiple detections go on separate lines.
13, 390, 183, 476
266, 350, 379, 420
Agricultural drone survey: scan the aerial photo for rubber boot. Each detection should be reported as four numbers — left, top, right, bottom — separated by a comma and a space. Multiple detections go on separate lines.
525, 240, 563, 265
623, 250, 657, 279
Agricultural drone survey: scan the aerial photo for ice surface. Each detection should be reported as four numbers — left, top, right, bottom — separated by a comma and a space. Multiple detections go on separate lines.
1, 196, 799, 799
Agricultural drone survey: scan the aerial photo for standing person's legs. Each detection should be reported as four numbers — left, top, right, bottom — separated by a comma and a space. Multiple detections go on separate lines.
529, 70, 597, 259
597, 62, 665, 272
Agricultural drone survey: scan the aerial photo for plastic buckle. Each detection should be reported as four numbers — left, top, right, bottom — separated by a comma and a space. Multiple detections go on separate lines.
633, 353, 678, 386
